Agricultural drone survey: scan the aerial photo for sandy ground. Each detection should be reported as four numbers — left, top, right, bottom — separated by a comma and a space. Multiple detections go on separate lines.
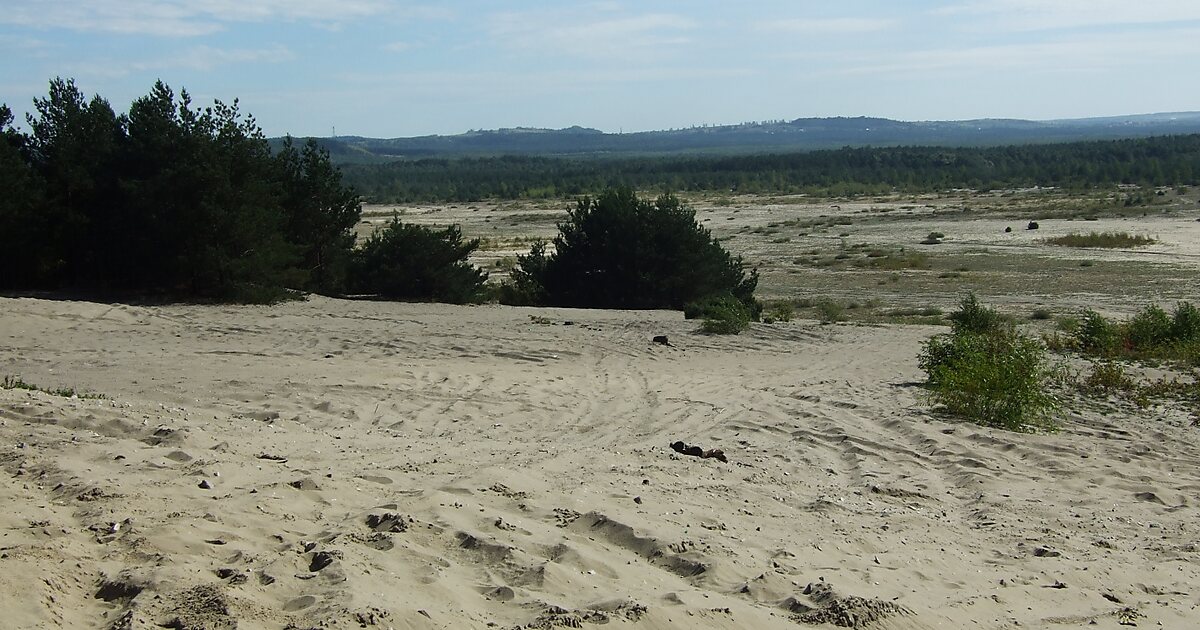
2, 295, 1198, 629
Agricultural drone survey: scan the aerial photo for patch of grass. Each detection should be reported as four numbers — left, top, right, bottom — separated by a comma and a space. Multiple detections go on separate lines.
1030, 308, 1053, 320
2, 375, 104, 399
762, 301, 795, 324
1046, 231, 1156, 248
816, 300, 847, 324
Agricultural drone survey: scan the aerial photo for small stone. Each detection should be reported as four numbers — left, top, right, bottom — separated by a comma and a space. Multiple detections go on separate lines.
198, 480, 213, 490
1034, 547, 1062, 558
634, 496, 643, 504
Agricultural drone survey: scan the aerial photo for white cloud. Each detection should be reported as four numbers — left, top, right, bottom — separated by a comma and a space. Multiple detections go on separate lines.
755, 17, 895, 35
65, 45, 295, 79
0, 0, 429, 37
489, 10, 698, 59
934, 0, 1200, 31
835, 28, 1200, 77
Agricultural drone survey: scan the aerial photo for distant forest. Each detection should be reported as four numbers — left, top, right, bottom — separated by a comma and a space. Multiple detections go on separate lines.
341, 135, 1200, 202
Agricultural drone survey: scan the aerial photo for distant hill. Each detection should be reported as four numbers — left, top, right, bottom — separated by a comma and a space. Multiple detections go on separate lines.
273, 112, 1200, 163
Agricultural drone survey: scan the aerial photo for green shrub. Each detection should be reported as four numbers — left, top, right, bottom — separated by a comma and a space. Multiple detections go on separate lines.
506, 188, 758, 315
348, 217, 487, 304
1068, 303, 1200, 364
919, 329, 1059, 432
947, 293, 1007, 336
497, 241, 549, 306
816, 300, 846, 323
1172, 302, 1200, 342
1075, 310, 1119, 354
1127, 304, 1173, 350
697, 296, 751, 334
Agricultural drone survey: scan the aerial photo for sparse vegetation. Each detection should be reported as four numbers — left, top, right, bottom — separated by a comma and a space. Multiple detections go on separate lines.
762, 301, 795, 324
1080, 361, 1137, 396
816, 300, 847, 324
1046, 232, 1156, 248
1068, 303, 1200, 365
2, 375, 104, 399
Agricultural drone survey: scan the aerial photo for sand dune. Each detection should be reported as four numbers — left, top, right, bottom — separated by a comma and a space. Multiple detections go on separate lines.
1, 295, 1197, 629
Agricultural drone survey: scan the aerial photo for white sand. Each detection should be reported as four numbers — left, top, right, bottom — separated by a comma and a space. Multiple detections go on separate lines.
1, 295, 1197, 629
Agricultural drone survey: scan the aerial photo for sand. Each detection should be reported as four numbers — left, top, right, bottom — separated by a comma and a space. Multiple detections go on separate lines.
1, 295, 1198, 629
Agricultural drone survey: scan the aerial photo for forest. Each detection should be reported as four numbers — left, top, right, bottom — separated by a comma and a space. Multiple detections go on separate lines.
340, 135, 1200, 202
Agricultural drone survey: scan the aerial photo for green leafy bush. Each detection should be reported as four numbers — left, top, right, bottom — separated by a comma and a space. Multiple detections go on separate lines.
1172, 302, 1200, 342
920, 294, 1059, 432
919, 329, 1059, 432
497, 241, 549, 306
1075, 310, 1119, 354
504, 188, 758, 315
348, 217, 486, 304
696, 296, 752, 335
1070, 303, 1200, 364
947, 293, 1007, 335
1127, 305, 1173, 349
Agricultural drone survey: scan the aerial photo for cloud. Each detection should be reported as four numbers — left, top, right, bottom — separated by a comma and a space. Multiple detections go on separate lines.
65, 45, 295, 80
0, 0, 426, 37
934, 0, 1200, 31
488, 9, 698, 60
755, 17, 895, 35
835, 28, 1200, 77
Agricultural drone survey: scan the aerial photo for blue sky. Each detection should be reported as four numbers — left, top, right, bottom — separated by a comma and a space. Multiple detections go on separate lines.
2, 1, 1198, 137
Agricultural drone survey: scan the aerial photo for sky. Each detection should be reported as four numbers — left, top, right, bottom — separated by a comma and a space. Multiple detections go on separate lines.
2, 0, 1198, 137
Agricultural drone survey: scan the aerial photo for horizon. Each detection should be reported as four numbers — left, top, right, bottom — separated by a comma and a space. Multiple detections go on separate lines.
3, 1, 1200, 137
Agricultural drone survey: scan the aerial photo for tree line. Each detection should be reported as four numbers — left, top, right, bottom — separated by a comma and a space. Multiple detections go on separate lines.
0, 79, 757, 312
0, 78, 486, 303
339, 135, 1200, 202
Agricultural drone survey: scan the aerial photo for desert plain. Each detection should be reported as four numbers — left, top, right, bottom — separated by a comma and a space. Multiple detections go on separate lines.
2, 188, 1199, 629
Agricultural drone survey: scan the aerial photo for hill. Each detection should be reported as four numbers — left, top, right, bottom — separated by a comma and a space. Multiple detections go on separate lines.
274, 112, 1200, 163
